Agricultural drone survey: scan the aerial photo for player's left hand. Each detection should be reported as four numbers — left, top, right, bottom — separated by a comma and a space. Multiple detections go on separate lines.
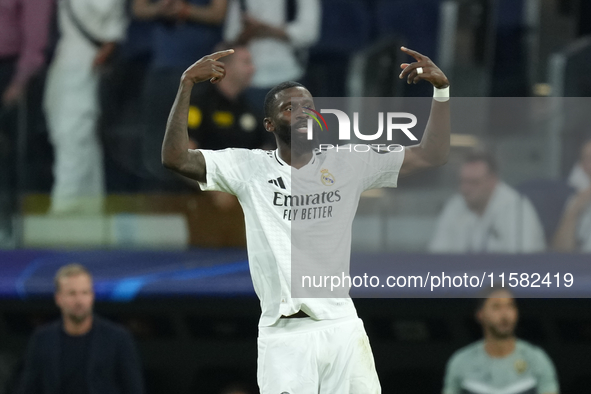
399, 47, 450, 89
2, 80, 24, 106
92, 42, 118, 68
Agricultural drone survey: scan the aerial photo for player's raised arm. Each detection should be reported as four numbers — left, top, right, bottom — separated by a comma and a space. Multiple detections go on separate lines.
161, 49, 234, 182
398, 47, 451, 177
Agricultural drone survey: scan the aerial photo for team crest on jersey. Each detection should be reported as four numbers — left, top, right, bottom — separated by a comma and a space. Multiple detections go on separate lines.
514, 359, 528, 374
320, 169, 335, 186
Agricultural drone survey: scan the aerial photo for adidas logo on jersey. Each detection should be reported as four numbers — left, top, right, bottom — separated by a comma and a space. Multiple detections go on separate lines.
268, 177, 286, 190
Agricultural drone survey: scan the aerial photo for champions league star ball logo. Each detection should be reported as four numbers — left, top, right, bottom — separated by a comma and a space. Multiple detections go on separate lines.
320, 169, 335, 186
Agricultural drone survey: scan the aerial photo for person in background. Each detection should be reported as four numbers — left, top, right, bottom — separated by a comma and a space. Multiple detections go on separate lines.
132, 0, 228, 186
187, 42, 273, 150
0, 0, 54, 243
553, 138, 591, 252
17, 264, 144, 394
429, 151, 546, 253
44, 0, 127, 214
566, 161, 589, 192
132, 0, 227, 71
223, 0, 321, 111
443, 287, 559, 394
0, 0, 53, 106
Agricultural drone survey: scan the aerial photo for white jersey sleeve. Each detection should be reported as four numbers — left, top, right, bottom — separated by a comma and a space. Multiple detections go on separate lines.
197, 148, 256, 195
350, 146, 406, 191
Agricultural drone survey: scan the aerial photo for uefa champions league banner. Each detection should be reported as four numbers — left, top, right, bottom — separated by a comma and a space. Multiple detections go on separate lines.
0, 249, 254, 300
289, 96, 591, 299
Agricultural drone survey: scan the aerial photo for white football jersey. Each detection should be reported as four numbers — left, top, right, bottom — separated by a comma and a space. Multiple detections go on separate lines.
198, 146, 405, 326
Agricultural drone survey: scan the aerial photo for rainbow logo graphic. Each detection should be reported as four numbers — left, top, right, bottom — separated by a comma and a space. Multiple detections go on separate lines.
303, 107, 328, 131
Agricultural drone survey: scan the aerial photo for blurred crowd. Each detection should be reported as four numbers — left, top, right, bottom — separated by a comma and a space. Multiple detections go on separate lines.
0, 0, 323, 214
1, 0, 591, 252
429, 143, 591, 253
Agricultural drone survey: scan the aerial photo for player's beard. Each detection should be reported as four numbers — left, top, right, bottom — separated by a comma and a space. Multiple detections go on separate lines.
275, 122, 315, 155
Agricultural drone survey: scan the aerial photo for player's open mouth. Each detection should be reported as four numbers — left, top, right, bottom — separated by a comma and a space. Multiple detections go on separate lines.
293, 123, 308, 133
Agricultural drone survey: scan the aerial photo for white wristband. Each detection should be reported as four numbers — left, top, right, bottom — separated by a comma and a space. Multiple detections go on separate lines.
434, 86, 450, 102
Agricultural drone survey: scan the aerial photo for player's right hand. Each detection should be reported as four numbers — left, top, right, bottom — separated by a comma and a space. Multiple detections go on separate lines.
399, 47, 450, 88
181, 49, 234, 86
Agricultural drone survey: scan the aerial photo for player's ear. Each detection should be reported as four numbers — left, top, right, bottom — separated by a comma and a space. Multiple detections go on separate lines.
264, 117, 275, 132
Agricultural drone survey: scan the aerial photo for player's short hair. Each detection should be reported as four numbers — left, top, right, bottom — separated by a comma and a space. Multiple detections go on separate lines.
264, 81, 305, 118
54, 263, 92, 292
474, 284, 514, 312
463, 150, 498, 175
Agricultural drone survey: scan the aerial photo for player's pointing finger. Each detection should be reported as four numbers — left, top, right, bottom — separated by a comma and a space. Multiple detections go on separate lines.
400, 46, 424, 61
207, 49, 235, 60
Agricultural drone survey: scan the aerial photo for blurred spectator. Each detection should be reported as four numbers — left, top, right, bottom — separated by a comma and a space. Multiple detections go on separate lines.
567, 163, 589, 192
553, 138, 591, 252
0, 0, 54, 242
0, 0, 53, 107
224, 0, 321, 111
17, 264, 144, 394
188, 43, 273, 150
132, 0, 227, 70
133, 0, 227, 185
443, 287, 559, 394
44, 0, 127, 214
429, 151, 546, 253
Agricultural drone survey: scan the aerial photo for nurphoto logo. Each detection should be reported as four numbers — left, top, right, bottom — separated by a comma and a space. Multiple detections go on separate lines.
304, 107, 418, 142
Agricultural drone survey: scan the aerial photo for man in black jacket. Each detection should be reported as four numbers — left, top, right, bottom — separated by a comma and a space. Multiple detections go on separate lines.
17, 264, 145, 394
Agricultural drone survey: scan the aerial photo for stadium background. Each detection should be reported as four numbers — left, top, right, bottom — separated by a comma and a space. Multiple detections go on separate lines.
1, 0, 591, 392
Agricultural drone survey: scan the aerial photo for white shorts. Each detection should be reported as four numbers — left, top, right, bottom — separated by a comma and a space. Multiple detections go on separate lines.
257, 315, 381, 394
